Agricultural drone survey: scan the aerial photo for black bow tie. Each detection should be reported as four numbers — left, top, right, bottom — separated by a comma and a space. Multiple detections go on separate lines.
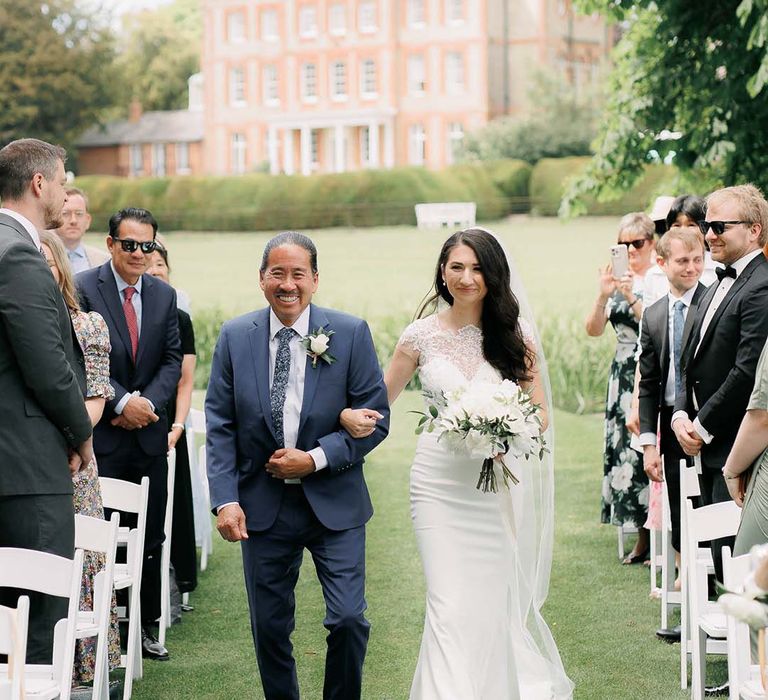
715, 265, 737, 281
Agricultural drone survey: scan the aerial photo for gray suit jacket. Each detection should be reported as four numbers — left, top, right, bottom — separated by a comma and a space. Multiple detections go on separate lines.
0, 213, 92, 497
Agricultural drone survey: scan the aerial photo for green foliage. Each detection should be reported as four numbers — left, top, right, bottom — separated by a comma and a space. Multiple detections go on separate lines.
0, 1, 117, 151
75, 162, 522, 231
461, 71, 602, 164
539, 316, 614, 414
531, 157, 674, 216
114, 0, 201, 112
564, 0, 768, 215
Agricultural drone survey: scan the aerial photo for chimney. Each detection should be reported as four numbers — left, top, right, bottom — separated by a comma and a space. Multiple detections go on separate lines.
129, 99, 143, 123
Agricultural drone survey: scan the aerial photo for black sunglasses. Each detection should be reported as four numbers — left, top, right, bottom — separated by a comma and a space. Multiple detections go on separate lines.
112, 237, 157, 254
698, 220, 752, 236
617, 238, 649, 250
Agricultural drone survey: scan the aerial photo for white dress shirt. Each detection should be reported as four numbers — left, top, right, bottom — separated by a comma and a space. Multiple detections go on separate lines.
638, 284, 697, 448
67, 243, 90, 274
110, 263, 150, 415
672, 248, 765, 443
0, 207, 41, 249
268, 307, 328, 481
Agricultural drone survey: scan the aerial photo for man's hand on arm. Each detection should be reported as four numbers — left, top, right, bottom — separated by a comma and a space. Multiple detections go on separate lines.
216, 503, 249, 542
265, 448, 317, 480
672, 416, 704, 456
111, 395, 158, 430
73, 435, 94, 473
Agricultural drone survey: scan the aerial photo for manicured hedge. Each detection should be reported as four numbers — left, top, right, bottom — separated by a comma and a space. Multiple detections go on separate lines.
76, 160, 531, 232
529, 157, 675, 216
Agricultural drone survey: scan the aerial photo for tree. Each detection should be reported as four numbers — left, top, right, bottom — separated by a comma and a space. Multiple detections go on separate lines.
562, 0, 768, 215
115, 0, 201, 112
0, 0, 117, 150
460, 70, 602, 164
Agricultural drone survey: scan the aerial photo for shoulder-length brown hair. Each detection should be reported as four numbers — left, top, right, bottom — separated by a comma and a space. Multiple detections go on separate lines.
39, 230, 80, 312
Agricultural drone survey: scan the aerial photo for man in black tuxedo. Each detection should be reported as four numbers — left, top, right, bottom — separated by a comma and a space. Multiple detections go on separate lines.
638, 227, 707, 641
0, 138, 93, 662
672, 184, 768, 578
77, 207, 181, 659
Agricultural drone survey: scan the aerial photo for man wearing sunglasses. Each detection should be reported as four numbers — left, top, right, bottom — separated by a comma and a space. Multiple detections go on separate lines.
76, 206, 182, 660
672, 184, 768, 582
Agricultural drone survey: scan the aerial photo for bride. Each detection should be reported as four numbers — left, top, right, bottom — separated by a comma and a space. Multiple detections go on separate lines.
341, 227, 573, 699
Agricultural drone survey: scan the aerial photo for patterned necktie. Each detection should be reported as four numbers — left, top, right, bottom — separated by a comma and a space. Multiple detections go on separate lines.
123, 286, 139, 361
672, 299, 686, 398
270, 327, 295, 447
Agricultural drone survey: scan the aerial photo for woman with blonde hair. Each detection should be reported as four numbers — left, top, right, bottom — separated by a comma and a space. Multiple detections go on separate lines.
39, 231, 121, 690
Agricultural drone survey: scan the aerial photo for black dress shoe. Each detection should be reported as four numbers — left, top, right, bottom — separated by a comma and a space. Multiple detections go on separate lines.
655, 625, 681, 643
704, 681, 729, 697
141, 627, 169, 660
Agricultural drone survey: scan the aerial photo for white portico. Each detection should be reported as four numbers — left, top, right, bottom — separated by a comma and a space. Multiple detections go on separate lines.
265, 109, 397, 176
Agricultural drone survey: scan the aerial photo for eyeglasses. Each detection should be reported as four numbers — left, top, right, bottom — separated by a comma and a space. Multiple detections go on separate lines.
618, 238, 650, 250
698, 220, 752, 235
112, 237, 157, 254
61, 210, 87, 219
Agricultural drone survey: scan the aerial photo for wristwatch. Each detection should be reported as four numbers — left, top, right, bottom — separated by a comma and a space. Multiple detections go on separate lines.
171, 422, 185, 431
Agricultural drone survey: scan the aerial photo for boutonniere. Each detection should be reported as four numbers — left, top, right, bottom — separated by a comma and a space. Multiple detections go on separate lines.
302, 328, 336, 368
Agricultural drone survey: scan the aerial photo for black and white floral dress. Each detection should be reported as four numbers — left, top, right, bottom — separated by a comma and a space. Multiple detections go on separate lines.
600, 291, 649, 527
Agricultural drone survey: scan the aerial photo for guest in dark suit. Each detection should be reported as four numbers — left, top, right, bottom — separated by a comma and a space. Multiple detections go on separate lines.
0, 138, 93, 663
673, 184, 768, 577
76, 207, 182, 660
205, 232, 389, 700
638, 227, 707, 641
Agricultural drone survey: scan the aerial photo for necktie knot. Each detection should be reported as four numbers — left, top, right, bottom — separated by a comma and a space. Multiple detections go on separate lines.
276, 327, 295, 344
715, 265, 737, 282
124, 286, 136, 302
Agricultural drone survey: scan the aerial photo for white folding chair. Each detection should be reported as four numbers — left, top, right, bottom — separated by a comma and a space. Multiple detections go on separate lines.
187, 408, 212, 573
680, 460, 714, 689
722, 548, 765, 700
685, 499, 742, 698
611, 503, 639, 560
74, 512, 119, 700
0, 547, 84, 700
658, 457, 682, 629
99, 476, 149, 700
158, 448, 176, 647
0, 595, 29, 700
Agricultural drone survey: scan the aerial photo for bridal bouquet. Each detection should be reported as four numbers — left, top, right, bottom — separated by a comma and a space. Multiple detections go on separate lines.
415, 379, 547, 493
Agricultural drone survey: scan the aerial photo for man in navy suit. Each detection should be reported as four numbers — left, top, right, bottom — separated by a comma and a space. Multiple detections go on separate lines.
77, 207, 181, 659
205, 232, 389, 700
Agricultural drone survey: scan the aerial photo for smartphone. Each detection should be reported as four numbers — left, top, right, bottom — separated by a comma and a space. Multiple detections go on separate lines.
610, 244, 629, 279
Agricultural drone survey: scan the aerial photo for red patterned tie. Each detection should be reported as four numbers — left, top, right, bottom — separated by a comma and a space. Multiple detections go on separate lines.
123, 286, 139, 361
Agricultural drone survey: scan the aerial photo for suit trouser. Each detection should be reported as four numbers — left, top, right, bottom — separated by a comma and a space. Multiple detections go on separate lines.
0, 493, 74, 663
97, 442, 167, 625
698, 467, 735, 582
659, 405, 690, 553
241, 484, 370, 700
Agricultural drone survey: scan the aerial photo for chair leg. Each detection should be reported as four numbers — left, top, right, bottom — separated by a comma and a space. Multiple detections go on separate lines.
680, 581, 689, 689
691, 625, 706, 700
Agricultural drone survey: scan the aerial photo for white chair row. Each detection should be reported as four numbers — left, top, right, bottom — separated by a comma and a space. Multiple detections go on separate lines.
187, 408, 213, 573
0, 595, 29, 700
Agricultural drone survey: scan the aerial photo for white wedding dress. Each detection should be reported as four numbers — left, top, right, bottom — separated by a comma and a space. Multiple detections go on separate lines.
399, 314, 573, 700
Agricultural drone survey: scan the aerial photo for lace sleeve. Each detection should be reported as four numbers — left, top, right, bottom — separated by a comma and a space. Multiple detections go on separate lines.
84, 312, 115, 401
397, 319, 424, 360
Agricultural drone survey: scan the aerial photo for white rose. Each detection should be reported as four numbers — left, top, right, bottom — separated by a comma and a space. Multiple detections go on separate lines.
718, 593, 768, 629
464, 429, 495, 459
309, 333, 330, 354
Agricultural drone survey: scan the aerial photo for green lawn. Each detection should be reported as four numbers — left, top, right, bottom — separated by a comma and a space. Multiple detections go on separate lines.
104, 217, 723, 698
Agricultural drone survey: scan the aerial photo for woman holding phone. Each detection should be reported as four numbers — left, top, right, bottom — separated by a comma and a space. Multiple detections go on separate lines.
585, 212, 656, 563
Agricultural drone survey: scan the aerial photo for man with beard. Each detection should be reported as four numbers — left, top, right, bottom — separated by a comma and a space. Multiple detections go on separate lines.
0, 138, 93, 662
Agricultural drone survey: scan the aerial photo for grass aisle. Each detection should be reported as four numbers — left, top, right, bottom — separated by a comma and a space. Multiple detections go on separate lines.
132, 398, 704, 700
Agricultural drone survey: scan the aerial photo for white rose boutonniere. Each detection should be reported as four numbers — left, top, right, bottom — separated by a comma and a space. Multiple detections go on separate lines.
302, 328, 336, 368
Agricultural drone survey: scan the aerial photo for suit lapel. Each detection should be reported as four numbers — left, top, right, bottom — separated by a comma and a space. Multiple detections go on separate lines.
681, 282, 716, 362
248, 308, 277, 442
134, 274, 153, 367
656, 301, 670, 385
696, 257, 762, 356
96, 263, 134, 361
298, 305, 329, 436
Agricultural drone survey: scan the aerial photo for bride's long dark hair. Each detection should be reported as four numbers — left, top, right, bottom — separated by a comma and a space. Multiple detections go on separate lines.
416, 228, 534, 383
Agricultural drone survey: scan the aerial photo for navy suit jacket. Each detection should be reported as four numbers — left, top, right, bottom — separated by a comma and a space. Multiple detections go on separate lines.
205, 304, 390, 532
76, 262, 182, 457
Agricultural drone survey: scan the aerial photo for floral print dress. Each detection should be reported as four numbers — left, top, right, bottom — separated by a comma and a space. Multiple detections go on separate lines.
71, 310, 121, 684
600, 291, 649, 527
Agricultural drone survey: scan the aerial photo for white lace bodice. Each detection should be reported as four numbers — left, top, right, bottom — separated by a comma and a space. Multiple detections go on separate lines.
398, 314, 534, 396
